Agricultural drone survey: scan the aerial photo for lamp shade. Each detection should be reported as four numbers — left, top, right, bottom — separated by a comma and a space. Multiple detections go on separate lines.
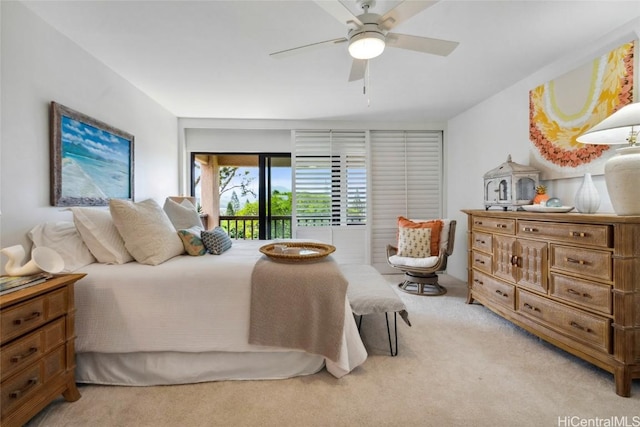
576, 102, 640, 145
575, 102, 640, 216
348, 31, 385, 60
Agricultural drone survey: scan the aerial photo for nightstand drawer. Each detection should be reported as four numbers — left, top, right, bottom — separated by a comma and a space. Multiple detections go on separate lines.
0, 345, 65, 419
518, 290, 610, 352
1, 317, 65, 382
472, 231, 493, 253
472, 217, 515, 234
1, 299, 46, 343
1, 288, 67, 343
550, 273, 612, 315
550, 245, 611, 282
518, 220, 610, 248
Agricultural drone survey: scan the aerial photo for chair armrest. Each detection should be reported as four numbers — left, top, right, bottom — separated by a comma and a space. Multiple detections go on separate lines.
386, 244, 398, 258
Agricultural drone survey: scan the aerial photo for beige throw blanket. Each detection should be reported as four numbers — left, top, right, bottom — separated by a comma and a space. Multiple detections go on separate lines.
249, 255, 348, 363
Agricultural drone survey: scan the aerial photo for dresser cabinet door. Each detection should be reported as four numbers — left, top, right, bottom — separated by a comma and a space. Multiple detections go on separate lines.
517, 238, 548, 293
492, 235, 547, 293
493, 235, 516, 283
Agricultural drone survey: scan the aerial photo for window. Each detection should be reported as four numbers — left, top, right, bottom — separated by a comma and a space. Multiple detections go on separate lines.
293, 130, 367, 227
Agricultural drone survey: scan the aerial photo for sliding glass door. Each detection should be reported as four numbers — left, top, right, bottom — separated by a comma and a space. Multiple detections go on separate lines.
191, 152, 291, 239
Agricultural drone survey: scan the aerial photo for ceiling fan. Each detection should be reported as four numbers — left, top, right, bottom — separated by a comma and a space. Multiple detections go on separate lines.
270, 0, 459, 82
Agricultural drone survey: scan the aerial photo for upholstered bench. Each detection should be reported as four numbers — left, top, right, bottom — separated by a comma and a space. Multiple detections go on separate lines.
340, 264, 411, 356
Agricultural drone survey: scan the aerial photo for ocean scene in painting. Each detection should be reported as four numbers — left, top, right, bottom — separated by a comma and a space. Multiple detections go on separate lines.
61, 115, 131, 199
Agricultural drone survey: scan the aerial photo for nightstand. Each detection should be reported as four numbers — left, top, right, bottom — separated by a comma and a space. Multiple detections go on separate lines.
1, 273, 86, 427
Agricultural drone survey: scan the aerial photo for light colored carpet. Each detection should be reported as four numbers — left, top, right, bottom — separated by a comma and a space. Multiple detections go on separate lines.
27, 274, 639, 427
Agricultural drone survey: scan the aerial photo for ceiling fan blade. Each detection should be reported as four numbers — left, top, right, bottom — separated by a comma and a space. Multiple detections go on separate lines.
348, 59, 367, 82
270, 37, 347, 59
313, 0, 362, 28
386, 33, 459, 56
379, 0, 440, 31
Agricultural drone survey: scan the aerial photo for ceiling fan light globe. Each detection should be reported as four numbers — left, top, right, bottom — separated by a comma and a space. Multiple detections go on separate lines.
348, 32, 385, 59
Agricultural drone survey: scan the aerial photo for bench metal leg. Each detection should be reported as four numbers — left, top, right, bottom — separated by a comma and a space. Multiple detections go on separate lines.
356, 312, 398, 356
385, 312, 398, 356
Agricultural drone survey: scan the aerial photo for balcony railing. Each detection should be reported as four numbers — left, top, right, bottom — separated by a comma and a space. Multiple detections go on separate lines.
219, 215, 292, 240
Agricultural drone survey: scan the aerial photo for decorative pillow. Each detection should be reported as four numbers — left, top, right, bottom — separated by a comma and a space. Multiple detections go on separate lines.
178, 226, 206, 256
398, 217, 443, 256
163, 197, 203, 231
109, 199, 185, 265
397, 227, 431, 258
70, 207, 134, 264
201, 227, 233, 255
27, 221, 95, 272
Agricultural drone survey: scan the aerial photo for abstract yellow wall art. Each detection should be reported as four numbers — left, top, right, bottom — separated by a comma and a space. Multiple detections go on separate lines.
529, 40, 635, 179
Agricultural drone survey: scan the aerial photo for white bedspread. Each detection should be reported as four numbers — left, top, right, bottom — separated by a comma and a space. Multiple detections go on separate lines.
74, 240, 367, 378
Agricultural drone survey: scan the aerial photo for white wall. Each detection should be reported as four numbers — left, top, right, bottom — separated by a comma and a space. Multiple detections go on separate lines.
445, 18, 640, 281
0, 2, 178, 262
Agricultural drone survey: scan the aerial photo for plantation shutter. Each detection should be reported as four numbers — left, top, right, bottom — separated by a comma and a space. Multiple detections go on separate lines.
293, 130, 367, 227
370, 130, 443, 270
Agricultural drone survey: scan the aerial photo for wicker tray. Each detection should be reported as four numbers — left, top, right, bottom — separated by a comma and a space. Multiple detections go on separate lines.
259, 242, 335, 262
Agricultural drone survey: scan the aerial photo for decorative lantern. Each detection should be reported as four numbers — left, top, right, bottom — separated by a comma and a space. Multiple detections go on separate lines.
484, 155, 540, 210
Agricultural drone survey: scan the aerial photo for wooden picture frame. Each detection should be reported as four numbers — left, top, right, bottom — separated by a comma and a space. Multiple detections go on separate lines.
50, 102, 134, 206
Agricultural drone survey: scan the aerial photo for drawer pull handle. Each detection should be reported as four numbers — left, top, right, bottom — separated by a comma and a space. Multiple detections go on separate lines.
570, 321, 593, 333
475, 221, 483, 225
10, 347, 38, 363
13, 311, 41, 325
475, 239, 485, 244
473, 279, 484, 285
9, 377, 38, 399
569, 231, 588, 238
522, 227, 538, 233
495, 290, 508, 298
565, 257, 588, 265
496, 224, 507, 229
510, 255, 521, 267
523, 303, 540, 312
475, 259, 485, 265
567, 289, 593, 299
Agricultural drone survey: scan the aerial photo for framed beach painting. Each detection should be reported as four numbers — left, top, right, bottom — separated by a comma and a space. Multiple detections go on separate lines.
50, 102, 134, 206
529, 40, 635, 179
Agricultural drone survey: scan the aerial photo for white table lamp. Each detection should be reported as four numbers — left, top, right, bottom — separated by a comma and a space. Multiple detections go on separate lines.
576, 102, 640, 216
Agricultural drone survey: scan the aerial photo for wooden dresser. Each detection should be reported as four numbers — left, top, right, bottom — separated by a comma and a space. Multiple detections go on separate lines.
463, 210, 639, 397
1, 274, 85, 426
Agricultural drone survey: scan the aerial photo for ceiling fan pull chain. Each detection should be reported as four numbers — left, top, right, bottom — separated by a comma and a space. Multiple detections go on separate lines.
366, 60, 371, 107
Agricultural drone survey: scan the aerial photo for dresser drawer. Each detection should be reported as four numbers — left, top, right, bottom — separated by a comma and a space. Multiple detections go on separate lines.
1, 288, 67, 343
471, 270, 515, 310
550, 274, 612, 315
471, 250, 492, 274
518, 220, 611, 248
1, 317, 66, 382
518, 290, 611, 352
0, 345, 65, 419
472, 231, 493, 253
472, 217, 515, 235
550, 245, 611, 282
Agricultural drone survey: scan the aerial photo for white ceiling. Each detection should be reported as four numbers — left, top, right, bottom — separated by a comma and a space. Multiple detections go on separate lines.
22, 0, 640, 122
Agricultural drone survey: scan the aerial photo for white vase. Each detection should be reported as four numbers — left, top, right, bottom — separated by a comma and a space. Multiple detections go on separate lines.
574, 173, 600, 214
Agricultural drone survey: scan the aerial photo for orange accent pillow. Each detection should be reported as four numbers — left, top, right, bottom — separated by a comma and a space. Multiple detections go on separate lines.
397, 217, 443, 256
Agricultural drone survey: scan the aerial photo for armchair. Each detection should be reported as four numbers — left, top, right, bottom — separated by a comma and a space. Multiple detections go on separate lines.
386, 218, 456, 296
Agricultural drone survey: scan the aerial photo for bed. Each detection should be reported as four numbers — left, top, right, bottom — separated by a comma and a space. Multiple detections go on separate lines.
25, 199, 367, 386
71, 239, 368, 386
